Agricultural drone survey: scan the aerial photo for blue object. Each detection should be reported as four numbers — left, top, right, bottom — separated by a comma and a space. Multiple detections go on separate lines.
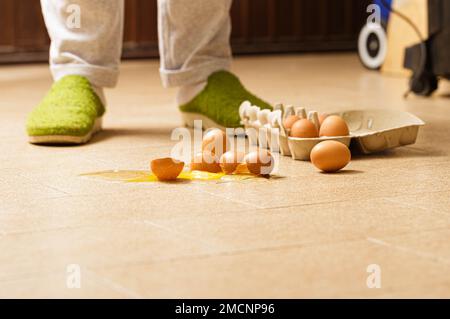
374, 0, 392, 23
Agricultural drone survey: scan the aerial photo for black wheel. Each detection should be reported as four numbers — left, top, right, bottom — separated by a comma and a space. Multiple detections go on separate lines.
358, 23, 388, 70
410, 73, 439, 96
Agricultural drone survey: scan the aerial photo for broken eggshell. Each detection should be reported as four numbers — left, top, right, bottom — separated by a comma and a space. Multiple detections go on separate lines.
151, 158, 185, 181
219, 151, 246, 174
244, 149, 275, 176
190, 151, 222, 173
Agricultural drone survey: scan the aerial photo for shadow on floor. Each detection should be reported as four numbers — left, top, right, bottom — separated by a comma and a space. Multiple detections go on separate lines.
350, 146, 446, 162
29, 126, 177, 147
436, 92, 450, 99
90, 126, 176, 144
320, 169, 365, 175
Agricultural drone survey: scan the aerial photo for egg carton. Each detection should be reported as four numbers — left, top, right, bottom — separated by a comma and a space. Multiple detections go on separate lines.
239, 101, 425, 161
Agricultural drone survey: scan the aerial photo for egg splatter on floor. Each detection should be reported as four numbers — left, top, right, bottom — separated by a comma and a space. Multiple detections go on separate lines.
80, 169, 259, 183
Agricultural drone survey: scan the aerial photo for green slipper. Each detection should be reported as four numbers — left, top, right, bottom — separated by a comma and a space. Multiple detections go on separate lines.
26, 75, 105, 144
179, 70, 272, 129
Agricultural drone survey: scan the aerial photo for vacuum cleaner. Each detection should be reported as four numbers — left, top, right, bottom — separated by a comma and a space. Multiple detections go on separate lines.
358, 0, 450, 96
358, 0, 391, 71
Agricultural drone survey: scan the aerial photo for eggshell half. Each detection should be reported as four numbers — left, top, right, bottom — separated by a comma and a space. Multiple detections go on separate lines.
151, 158, 185, 181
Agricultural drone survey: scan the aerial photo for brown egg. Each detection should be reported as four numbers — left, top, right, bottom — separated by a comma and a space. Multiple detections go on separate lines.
319, 115, 349, 137
150, 158, 184, 181
318, 113, 328, 126
219, 151, 245, 174
190, 151, 222, 173
283, 115, 301, 130
290, 119, 319, 138
244, 150, 275, 175
310, 141, 351, 173
202, 129, 229, 157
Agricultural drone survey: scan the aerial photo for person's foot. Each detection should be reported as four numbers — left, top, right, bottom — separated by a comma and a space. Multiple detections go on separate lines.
179, 70, 272, 129
26, 75, 105, 145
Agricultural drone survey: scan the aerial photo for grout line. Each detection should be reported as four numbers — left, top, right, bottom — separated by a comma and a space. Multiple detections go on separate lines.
367, 236, 450, 267
0, 236, 356, 288
138, 219, 215, 250
0, 225, 85, 238
14, 171, 71, 196
84, 267, 143, 299
254, 188, 450, 211
93, 236, 368, 274
384, 197, 428, 211
199, 189, 265, 210
93, 224, 450, 274
384, 190, 450, 213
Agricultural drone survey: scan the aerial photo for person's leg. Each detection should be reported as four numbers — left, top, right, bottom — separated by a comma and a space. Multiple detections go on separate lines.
42, 0, 124, 90
158, 0, 272, 129
27, 0, 124, 144
158, 0, 232, 92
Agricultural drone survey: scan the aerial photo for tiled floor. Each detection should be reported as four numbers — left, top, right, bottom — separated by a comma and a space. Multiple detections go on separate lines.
1, 53, 450, 298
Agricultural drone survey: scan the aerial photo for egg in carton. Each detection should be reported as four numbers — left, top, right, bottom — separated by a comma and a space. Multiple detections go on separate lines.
276, 104, 328, 158
239, 101, 260, 146
270, 104, 314, 157
239, 101, 296, 155
282, 108, 424, 160
265, 106, 283, 153
287, 108, 351, 161
239, 101, 284, 152
240, 101, 424, 160
266, 104, 291, 156
256, 109, 272, 149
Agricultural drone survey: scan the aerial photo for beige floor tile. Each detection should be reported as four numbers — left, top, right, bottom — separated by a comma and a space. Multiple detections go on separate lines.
0, 186, 254, 235
0, 271, 129, 299
364, 230, 450, 298
95, 239, 450, 298
2, 54, 450, 298
142, 198, 450, 254
197, 163, 450, 209
377, 280, 450, 298
367, 229, 450, 263
0, 222, 214, 282
0, 168, 67, 205
386, 190, 450, 213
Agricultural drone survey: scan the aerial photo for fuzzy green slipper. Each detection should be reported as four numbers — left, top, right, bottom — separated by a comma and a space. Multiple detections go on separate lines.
26, 75, 105, 144
179, 71, 272, 129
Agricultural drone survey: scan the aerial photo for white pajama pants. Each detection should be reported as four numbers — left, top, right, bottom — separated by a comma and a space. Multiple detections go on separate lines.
40, 0, 232, 88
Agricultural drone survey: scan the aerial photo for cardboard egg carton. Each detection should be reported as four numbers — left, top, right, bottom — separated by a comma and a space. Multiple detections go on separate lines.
239, 101, 425, 161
